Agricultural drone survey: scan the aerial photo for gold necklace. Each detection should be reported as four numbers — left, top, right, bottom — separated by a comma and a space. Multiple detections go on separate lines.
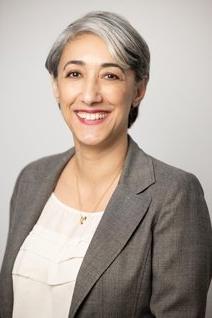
75, 163, 122, 224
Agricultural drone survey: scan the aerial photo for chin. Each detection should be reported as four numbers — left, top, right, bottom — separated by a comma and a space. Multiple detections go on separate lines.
75, 134, 105, 147
75, 132, 116, 149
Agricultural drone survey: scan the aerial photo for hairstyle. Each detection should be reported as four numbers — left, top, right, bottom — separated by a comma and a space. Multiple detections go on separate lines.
45, 11, 150, 128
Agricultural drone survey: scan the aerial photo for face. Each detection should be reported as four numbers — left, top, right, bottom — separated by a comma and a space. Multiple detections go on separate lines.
53, 33, 146, 149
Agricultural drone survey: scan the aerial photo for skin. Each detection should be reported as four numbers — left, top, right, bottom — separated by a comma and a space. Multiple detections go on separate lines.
53, 33, 147, 212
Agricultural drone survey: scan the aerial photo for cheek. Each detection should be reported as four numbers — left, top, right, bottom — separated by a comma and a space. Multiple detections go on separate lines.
58, 82, 79, 104
104, 86, 133, 108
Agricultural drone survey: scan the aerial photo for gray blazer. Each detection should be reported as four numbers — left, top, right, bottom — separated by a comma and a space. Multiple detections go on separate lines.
0, 136, 212, 318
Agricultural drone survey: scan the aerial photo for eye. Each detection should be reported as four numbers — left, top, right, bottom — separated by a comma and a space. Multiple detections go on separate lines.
104, 73, 120, 80
66, 71, 81, 78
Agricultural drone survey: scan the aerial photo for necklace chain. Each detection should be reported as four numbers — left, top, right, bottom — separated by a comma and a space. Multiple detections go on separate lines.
75, 162, 122, 224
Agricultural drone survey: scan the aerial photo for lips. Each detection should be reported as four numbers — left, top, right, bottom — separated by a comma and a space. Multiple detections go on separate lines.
75, 110, 110, 124
77, 111, 107, 120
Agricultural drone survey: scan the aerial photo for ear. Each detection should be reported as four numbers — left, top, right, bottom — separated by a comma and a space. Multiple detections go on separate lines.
132, 78, 147, 107
51, 76, 60, 103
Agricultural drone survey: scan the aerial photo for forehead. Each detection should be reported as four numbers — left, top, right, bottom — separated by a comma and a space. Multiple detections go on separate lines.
59, 33, 117, 67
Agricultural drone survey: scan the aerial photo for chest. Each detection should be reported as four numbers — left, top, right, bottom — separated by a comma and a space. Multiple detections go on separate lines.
72, 222, 153, 317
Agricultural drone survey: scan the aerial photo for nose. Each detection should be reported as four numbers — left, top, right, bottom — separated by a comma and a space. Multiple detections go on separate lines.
80, 77, 102, 106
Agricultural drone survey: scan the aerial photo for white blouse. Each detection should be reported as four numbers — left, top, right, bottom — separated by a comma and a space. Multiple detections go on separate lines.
12, 193, 104, 318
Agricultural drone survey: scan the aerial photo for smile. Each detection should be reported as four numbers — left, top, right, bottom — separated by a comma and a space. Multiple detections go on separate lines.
77, 111, 108, 120
75, 111, 109, 125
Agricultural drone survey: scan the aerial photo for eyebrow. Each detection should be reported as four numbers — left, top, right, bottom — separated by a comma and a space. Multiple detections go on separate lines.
63, 60, 125, 72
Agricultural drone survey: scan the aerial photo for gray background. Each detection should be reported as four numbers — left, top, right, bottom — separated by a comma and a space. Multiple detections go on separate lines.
0, 0, 211, 316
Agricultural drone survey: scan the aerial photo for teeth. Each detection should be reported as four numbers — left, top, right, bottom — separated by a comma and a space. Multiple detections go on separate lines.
77, 112, 107, 120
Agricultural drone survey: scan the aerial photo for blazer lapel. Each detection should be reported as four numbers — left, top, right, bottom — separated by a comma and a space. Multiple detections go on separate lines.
69, 137, 155, 317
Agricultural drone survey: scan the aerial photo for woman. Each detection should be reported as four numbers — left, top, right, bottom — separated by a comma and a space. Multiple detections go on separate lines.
0, 11, 212, 318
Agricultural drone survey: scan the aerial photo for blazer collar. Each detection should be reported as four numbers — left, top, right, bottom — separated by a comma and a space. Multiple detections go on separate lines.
43, 134, 155, 195
119, 135, 155, 193
38, 134, 155, 196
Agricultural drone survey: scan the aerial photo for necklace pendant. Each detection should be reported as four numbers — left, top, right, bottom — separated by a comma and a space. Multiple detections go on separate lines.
80, 216, 87, 224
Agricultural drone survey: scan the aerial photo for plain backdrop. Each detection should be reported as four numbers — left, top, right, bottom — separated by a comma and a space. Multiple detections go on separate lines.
0, 0, 211, 316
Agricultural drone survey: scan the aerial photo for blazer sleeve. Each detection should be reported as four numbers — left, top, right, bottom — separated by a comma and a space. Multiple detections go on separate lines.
0, 168, 24, 318
150, 173, 212, 318
7, 168, 25, 235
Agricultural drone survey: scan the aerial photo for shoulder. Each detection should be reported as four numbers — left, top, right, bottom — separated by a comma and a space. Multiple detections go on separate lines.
151, 155, 203, 193
139, 154, 211, 244
15, 148, 73, 184
129, 136, 203, 194
147, 155, 208, 224
149, 156, 203, 193
125, 136, 205, 203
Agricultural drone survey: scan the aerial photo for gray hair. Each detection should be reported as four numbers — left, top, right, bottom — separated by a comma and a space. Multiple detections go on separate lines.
45, 11, 150, 127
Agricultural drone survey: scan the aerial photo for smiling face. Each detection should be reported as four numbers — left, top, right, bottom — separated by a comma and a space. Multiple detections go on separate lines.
53, 33, 146, 149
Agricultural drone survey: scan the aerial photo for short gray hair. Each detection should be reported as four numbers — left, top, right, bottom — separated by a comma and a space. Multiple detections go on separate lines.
45, 11, 150, 127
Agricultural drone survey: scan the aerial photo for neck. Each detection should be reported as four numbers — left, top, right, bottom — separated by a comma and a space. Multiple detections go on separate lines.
73, 134, 128, 184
